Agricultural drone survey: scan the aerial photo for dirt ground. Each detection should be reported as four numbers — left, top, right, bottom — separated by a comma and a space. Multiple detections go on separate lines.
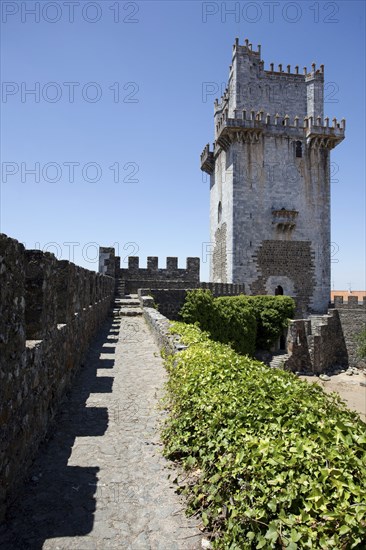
300, 372, 366, 423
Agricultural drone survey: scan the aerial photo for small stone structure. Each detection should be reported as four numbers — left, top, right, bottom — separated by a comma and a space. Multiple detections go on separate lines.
0, 234, 115, 520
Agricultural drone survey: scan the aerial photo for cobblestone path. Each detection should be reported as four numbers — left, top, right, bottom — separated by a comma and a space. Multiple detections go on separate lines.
0, 312, 203, 549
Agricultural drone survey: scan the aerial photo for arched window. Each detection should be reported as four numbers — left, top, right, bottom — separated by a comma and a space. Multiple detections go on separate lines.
295, 141, 302, 158
218, 201, 222, 223
275, 285, 284, 296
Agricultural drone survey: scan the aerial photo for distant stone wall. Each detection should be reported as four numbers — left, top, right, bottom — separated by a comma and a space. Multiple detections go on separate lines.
138, 283, 246, 320
0, 234, 115, 520
119, 256, 200, 295
332, 296, 366, 366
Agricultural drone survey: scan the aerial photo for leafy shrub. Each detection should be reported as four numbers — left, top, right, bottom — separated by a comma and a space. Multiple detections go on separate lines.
163, 322, 366, 549
179, 289, 215, 329
180, 290, 256, 356
235, 295, 295, 349
179, 291, 295, 353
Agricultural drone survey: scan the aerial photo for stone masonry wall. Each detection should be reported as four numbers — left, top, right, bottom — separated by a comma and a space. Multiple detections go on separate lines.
118, 256, 200, 295
0, 234, 115, 520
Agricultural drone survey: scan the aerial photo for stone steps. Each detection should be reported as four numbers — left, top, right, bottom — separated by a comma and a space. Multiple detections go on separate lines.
269, 353, 290, 369
114, 299, 140, 307
112, 292, 143, 317
113, 308, 143, 317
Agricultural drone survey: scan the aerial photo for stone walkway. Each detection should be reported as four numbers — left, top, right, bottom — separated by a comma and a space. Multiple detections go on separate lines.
0, 312, 203, 549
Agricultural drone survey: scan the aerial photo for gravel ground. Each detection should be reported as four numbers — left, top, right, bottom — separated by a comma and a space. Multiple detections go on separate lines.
300, 371, 366, 423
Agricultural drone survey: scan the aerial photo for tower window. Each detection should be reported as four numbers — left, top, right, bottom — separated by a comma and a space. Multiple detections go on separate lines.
295, 141, 302, 158
275, 285, 284, 295
218, 201, 222, 223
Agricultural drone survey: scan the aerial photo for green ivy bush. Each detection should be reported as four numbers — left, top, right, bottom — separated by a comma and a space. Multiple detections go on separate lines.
179, 290, 256, 356
233, 295, 295, 349
179, 290, 295, 353
162, 322, 366, 549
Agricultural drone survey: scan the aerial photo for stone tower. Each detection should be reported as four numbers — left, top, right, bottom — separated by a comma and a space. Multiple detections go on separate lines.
201, 38, 345, 315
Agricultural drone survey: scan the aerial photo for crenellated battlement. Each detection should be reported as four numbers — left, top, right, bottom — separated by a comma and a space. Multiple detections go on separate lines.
232, 37, 261, 58
214, 112, 345, 134
231, 37, 324, 79
213, 37, 330, 124
119, 256, 200, 293
123, 256, 199, 272
98, 250, 201, 294
201, 112, 345, 163
332, 295, 366, 309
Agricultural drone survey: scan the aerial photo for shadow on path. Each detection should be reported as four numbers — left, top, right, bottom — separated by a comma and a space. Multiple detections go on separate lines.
0, 317, 119, 550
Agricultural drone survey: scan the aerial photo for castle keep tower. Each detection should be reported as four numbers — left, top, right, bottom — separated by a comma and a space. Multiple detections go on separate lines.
201, 38, 345, 314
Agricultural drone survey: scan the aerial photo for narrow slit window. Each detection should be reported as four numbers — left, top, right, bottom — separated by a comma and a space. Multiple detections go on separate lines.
295, 141, 302, 158
218, 201, 222, 223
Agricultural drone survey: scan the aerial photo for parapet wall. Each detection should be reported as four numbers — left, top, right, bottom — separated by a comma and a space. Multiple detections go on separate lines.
141, 307, 186, 356
119, 256, 200, 295
0, 234, 115, 520
332, 296, 366, 366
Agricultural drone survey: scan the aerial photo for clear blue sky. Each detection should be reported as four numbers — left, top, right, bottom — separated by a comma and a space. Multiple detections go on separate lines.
1, 0, 365, 289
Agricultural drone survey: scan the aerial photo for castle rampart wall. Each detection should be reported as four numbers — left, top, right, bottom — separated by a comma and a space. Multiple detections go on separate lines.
0, 234, 115, 519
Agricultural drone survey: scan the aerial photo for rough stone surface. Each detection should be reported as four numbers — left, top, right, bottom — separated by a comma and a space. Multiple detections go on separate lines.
0, 315, 202, 549
250, 240, 316, 317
